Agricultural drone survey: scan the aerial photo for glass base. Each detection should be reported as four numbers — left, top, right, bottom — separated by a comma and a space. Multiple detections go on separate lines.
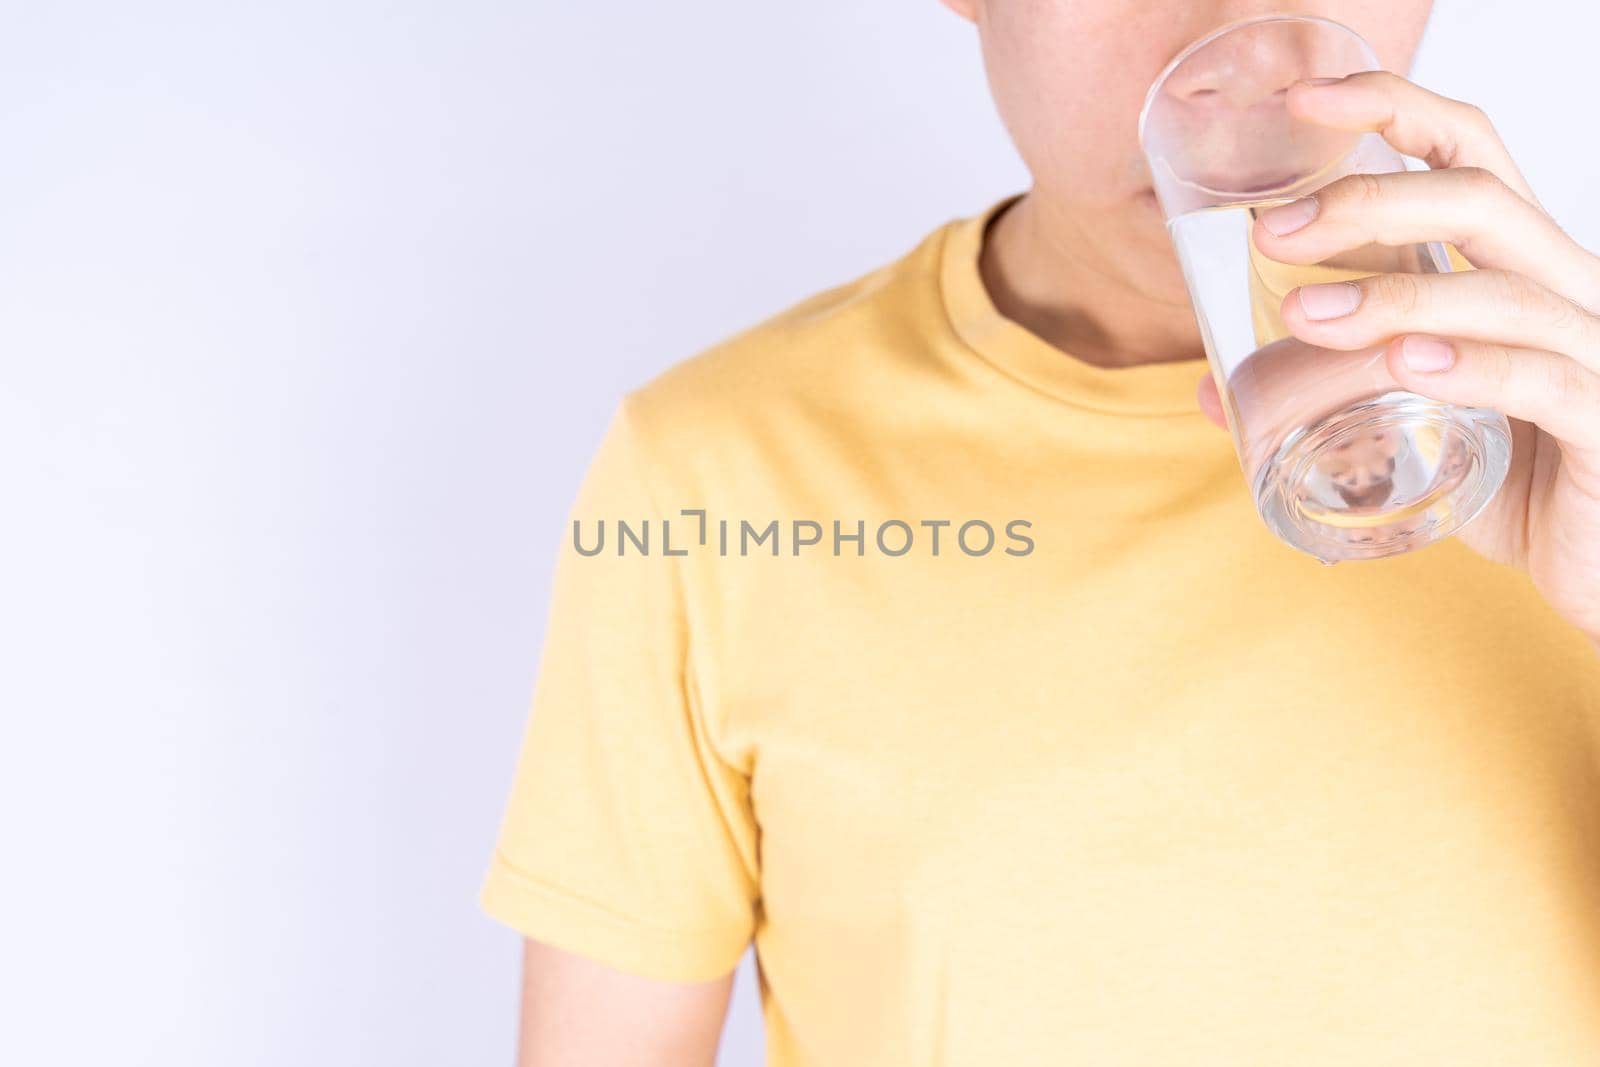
1253, 391, 1511, 563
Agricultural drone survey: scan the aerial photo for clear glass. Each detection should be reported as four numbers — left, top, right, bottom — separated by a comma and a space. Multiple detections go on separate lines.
1138, 13, 1511, 563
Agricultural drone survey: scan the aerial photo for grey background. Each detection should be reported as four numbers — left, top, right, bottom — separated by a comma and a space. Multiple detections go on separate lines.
2, 3, 1593, 1064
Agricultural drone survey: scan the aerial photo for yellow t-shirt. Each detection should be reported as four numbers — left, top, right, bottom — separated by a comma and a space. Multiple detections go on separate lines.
481, 191, 1600, 1065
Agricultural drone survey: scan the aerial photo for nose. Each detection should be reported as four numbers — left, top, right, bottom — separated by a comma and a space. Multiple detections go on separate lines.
1161, 15, 1345, 110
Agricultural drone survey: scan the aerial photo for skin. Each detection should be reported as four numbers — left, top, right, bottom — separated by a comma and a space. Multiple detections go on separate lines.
514, 939, 734, 1065
941, 0, 1600, 651
938, 0, 1430, 369
516, 6, 1599, 1064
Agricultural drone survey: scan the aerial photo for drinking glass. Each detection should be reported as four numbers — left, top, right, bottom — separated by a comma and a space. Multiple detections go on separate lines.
1138, 13, 1511, 563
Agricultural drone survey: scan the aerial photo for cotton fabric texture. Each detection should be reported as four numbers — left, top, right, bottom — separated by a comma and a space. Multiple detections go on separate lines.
482, 192, 1600, 1065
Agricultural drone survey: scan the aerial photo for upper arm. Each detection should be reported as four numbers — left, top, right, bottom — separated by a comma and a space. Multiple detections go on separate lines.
481, 398, 760, 1054
516, 937, 736, 1067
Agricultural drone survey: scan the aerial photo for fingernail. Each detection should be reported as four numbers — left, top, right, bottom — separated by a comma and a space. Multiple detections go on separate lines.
1259, 196, 1319, 236
1295, 76, 1344, 88
1401, 334, 1456, 372
1297, 281, 1363, 320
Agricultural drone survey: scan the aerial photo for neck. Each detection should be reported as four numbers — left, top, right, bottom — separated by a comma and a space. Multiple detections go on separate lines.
978, 189, 1206, 369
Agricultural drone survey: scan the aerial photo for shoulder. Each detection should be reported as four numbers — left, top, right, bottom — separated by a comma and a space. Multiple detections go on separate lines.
621, 214, 958, 458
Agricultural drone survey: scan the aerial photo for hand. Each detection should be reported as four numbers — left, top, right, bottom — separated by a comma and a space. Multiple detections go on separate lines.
1194, 70, 1600, 646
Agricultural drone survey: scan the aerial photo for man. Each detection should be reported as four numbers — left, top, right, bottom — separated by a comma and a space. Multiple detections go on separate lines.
483, 1, 1600, 1063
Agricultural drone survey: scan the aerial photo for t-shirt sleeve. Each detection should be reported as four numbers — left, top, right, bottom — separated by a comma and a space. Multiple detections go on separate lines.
478, 395, 760, 983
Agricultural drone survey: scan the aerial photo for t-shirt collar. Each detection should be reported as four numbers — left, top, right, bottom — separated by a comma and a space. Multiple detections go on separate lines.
938, 192, 1211, 418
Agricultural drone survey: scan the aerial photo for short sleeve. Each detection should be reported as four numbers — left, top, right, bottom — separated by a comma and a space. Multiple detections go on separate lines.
479, 395, 760, 983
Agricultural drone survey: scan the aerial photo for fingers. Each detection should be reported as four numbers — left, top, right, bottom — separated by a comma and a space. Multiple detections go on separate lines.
1280, 268, 1600, 378
1196, 329, 1600, 461
1251, 168, 1600, 312
1384, 335, 1600, 453
1285, 70, 1540, 207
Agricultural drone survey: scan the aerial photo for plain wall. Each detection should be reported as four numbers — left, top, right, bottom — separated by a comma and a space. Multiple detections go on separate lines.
2, 3, 1594, 1064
